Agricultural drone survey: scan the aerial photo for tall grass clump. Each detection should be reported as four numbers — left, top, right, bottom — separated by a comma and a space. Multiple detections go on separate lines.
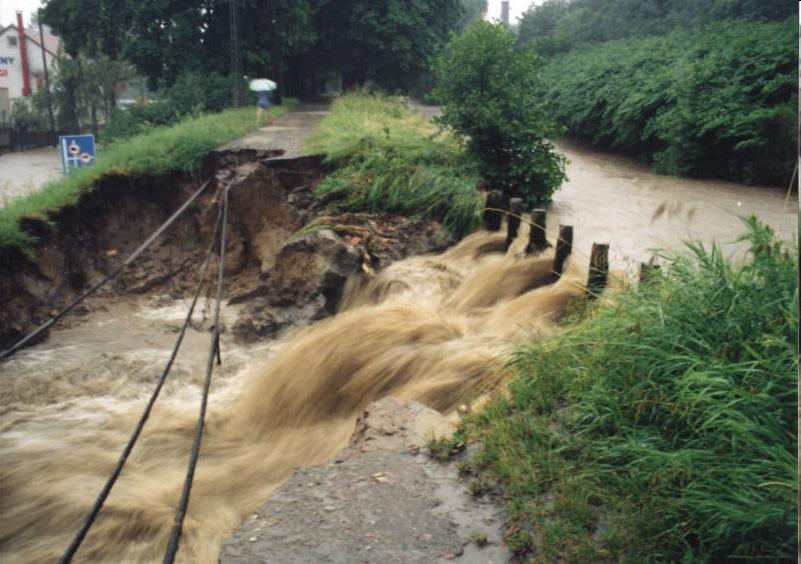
305, 92, 482, 236
0, 103, 294, 250
466, 217, 798, 561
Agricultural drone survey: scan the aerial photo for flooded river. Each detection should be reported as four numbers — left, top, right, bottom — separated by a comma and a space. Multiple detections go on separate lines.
550, 139, 797, 275
0, 138, 797, 562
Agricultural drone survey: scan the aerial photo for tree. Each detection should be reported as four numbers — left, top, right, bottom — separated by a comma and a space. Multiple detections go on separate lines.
517, 0, 570, 55
433, 21, 567, 205
459, 0, 488, 28
303, 0, 463, 91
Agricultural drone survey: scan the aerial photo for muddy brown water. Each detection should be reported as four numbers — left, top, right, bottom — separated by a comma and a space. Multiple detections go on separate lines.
0, 135, 797, 563
1, 232, 586, 563
550, 139, 798, 276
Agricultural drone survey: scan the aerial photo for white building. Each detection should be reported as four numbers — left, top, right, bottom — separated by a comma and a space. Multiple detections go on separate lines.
0, 14, 60, 124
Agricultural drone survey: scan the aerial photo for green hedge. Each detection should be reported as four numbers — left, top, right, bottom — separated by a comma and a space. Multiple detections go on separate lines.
538, 18, 796, 186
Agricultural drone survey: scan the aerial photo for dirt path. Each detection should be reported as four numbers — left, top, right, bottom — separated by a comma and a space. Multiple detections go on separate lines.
221, 398, 510, 564
222, 103, 328, 157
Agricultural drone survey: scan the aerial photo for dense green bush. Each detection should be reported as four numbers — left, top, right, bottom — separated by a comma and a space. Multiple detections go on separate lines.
102, 72, 238, 143
538, 18, 796, 186
305, 92, 482, 236
467, 217, 798, 561
167, 72, 235, 115
518, 0, 795, 57
433, 21, 567, 206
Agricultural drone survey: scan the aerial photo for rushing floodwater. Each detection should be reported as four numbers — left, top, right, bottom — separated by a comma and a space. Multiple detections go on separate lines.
1, 233, 586, 562
0, 142, 797, 562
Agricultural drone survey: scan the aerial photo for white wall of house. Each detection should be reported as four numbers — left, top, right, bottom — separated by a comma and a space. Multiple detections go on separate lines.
0, 26, 58, 123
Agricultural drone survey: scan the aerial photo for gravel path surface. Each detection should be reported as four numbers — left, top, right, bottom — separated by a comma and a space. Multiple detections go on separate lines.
0, 146, 61, 201
220, 398, 511, 564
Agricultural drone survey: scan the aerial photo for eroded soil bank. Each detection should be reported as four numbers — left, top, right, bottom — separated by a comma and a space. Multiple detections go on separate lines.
0, 149, 450, 350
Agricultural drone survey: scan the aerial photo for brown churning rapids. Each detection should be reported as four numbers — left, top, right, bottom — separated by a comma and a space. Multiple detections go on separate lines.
0, 227, 589, 563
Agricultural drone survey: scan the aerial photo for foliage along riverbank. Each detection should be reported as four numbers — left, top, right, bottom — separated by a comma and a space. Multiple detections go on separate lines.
535, 18, 796, 187
305, 92, 483, 236
0, 103, 295, 251
446, 218, 798, 561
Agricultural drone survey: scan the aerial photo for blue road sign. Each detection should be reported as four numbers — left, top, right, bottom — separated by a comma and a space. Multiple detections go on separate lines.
59, 134, 96, 174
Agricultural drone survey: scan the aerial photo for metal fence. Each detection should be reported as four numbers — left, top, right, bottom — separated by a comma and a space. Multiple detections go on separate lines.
0, 124, 60, 155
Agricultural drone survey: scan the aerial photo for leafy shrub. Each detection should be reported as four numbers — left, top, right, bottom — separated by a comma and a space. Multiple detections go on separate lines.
305, 92, 482, 236
433, 21, 567, 206
539, 18, 796, 185
102, 72, 239, 143
518, 0, 796, 57
166, 72, 235, 115
10, 98, 46, 129
468, 217, 798, 561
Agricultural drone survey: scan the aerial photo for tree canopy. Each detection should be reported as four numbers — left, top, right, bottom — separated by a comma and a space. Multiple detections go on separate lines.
41, 0, 465, 94
517, 0, 795, 56
433, 21, 566, 204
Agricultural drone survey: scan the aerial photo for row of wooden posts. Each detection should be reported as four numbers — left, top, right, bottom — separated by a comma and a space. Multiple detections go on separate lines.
483, 191, 658, 298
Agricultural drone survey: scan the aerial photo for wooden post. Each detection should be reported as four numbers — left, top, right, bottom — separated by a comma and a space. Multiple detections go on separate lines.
587, 243, 609, 298
504, 198, 523, 252
483, 190, 504, 231
639, 262, 661, 283
526, 208, 548, 254
553, 225, 573, 277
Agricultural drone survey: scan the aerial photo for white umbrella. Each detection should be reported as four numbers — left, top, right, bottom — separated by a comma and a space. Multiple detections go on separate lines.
249, 79, 277, 92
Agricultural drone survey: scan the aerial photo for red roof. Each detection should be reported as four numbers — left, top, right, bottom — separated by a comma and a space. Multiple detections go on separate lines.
0, 24, 61, 57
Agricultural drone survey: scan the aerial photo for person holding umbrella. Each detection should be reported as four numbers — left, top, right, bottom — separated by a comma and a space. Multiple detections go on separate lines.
250, 78, 278, 122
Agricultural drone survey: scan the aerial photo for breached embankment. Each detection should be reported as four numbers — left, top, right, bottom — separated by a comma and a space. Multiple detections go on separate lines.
0, 148, 468, 563
1, 221, 591, 562
0, 149, 449, 351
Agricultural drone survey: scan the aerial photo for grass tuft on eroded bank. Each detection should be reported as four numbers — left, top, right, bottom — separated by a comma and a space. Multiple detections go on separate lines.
0, 102, 296, 250
461, 217, 798, 561
304, 92, 482, 236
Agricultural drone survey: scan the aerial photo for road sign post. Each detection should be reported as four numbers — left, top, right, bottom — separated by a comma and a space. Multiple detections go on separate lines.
59, 134, 96, 174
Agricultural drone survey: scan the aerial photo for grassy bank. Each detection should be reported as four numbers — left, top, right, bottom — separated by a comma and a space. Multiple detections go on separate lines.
458, 218, 798, 561
0, 102, 295, 250
305, 92, 482, 236
538, 18, 796, 186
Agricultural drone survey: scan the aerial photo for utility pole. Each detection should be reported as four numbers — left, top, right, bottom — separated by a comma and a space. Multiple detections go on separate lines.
268, 0, 283, 104
230, 0, 242, 106
38, 12, 56, 139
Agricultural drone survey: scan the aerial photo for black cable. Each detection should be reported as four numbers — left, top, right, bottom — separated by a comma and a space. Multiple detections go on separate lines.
0, 179, 213, 361
58, 197, 226, 564
162, 188, 230, 564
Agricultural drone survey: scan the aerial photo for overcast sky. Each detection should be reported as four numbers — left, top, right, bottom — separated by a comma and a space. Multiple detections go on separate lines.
0, 0, 42, 27
486, 0, 542, 24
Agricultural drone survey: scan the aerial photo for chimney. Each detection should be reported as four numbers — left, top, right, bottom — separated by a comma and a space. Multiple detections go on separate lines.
501, 1, 510, 27
16, 11, 31, 97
